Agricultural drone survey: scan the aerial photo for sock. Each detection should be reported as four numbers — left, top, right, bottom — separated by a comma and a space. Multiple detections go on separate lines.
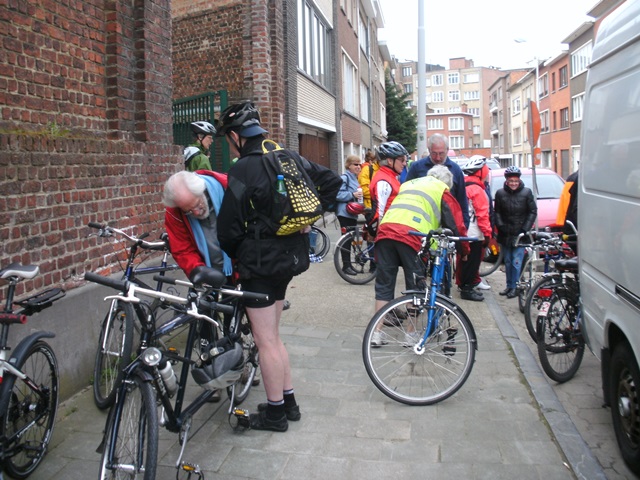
283, 390, 297, 408
266, 399, 285, 420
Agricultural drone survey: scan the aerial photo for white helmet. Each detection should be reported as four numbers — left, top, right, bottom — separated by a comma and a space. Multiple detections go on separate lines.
190, 339, 244, 390
183, 146, 200, 165
463, 155, 487, 175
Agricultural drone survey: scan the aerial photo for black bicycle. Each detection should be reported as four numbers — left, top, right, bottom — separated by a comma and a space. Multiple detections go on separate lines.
0, 263, 65, 479
85, 267, 266, 479
333, 213, 377, 285
88, 222, 180, 410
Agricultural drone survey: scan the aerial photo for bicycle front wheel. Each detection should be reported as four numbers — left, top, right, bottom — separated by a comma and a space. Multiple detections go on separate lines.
362, 295, 477, 405
333, 230, 376, 285
94, 300, 135, 410
517, 250, 535, 313
1, 341, 59, 479
99, 374, 158, 480
310, 226, 331, 261
537, 289, 584, 383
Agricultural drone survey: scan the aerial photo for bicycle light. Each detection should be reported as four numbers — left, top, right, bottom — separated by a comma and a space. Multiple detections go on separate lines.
142, 347, 162, 367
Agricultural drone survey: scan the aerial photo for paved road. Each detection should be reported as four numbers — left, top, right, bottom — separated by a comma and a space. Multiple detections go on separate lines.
22, 224, 636, 479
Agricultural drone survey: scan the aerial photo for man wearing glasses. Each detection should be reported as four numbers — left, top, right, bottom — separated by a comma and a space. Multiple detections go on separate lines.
405, 133, 469, 228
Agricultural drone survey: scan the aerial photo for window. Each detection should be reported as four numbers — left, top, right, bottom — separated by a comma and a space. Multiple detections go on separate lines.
432, 91, 444, 102
551, 72, 556, 92
498, 86, 503, 100
342, 53, 358, 115
512, 97, 521, 115
433, 108, 444, 114
428, 118, 443, 130
448, 106, 461, 113
431, 74, 443, 86
360, 81, 369, 122
463, 73, 479, 83
560, 107, 569, 129
358, 14, 369, 55
473, 125, 480, 135
402, 66, 412, 77
572, 93, 584, 121
448, 73, 459, 85
449, 136, 464, 149
541, 110, 550, 133
559, 66, 568, 88
448, 90, 460, 101
340, 0, 356, 25
538, 73, 549, 98
298, 0, 332, 88
571, 41, 592, 77
463, 90, 480, 101
449, 117, 464, 131
468, 108, 480, 117
513, 127, 522, 145
403, 83, 413, 94
425, 92, 431, 103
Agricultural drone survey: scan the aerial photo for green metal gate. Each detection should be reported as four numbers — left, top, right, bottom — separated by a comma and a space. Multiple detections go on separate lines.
172, 90, 231, 172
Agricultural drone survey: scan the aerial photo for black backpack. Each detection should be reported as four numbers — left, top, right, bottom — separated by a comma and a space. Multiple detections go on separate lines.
257, 140, 323, 236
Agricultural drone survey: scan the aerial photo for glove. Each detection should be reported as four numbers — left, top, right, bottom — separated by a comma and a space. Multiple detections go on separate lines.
482, 237, 490, 248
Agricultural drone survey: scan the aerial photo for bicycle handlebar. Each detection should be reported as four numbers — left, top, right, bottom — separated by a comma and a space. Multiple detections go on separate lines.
88, 222, 168, 251
0, 312, 27, 324
84, 271, 129, 293
153, 274, 270, 303
409, 229, 478, 243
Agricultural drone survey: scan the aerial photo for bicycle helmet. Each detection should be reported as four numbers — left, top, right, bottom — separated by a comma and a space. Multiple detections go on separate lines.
346, 202, 365, 216
463, 155, 486, 175
216, 101, 268, 137
504, 165, 522, 177
190, 339, 244, 391
376, 141, 409, 160
183, 146, 200, 164
190, 121, 216, 136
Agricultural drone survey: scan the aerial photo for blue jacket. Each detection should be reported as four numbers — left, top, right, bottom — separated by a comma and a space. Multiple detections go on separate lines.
336, 171, 360, 219
405, 156, 470, 227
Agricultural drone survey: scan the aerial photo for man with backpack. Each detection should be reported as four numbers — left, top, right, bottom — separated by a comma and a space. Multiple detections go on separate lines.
216, 101, 341, 432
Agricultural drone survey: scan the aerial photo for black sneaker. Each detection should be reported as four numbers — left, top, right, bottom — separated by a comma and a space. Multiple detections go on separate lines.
460, 289, 484, 302
342, 266, 358, 276
249, 410, 288, 432
257, 403, 301, 421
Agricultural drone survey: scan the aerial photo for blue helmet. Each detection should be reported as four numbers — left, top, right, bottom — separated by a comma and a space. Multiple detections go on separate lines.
504, 166, 521, 177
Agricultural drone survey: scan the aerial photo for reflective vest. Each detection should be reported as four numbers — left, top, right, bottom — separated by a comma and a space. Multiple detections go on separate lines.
380, 176, 448, 235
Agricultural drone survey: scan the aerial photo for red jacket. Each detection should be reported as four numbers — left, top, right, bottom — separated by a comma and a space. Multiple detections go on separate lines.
465, 174, 492, 240
164, 170, 227, 278
370, 165, 400, 223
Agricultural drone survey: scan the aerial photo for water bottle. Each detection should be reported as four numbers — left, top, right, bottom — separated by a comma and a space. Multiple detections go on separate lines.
276, 174, 287, 197
356, 187, 363, 204
159, 361, 178, 396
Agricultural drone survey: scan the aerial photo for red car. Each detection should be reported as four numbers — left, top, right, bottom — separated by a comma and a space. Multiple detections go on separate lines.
489, 168, 565, 230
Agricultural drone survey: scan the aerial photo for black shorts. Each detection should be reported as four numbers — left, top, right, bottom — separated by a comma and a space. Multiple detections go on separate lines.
239, 276, 292, 308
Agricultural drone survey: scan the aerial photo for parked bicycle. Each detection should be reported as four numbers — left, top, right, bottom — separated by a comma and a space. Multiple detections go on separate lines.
0, 263, 64, 479
309, 224, 330, 262
535, 257, 584, 383
88, 222, 180, 410
479, 236, 503, 277
85, 267, 266, 479
333, 207, 377, 285
362, 229, 478, 405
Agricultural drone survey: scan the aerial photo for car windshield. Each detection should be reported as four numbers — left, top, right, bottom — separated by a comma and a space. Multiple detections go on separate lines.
491, 173, 564, 200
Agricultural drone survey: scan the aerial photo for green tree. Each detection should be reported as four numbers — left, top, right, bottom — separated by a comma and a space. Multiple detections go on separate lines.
385, 69, 417, 153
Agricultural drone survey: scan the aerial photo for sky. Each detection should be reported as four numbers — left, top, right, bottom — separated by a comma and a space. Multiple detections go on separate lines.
377, 0, 597, 70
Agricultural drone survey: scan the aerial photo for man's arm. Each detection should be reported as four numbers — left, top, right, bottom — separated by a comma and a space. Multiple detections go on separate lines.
164, 208, 205, 278
441, 191, 470, 256
376, 181, 393, 219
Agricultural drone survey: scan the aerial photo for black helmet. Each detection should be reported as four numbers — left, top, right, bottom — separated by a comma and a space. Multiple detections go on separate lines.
463, 155, 486, 175
190, 338, 244, 390
504, 166, 521, 177
216, 101, 268, 137
376, 141, 409, 160
190, 121, 216, 136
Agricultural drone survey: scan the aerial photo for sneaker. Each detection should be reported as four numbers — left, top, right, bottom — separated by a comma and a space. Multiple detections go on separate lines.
257, 403, 301, 421
249, 410, 288, 432
460, 289, 484, 302
342, 265, 358, 276
371, 331, 388, 347
403, 332, 421, 347
475, 279, 491, 290
506, 288, 518, 299
499, 287, 510, 296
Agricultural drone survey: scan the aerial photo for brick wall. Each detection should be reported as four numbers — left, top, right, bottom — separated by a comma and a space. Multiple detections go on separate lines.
0, 0, 180, 299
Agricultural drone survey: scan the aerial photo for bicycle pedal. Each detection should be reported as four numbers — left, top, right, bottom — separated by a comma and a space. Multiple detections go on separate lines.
177, 462, 203, 480
231, 408, 251, 430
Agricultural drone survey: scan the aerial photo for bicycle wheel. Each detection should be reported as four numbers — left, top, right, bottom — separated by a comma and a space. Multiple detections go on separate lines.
94, 300, 135, 410
517, 250, 535, 313
310, 226, 330, 261
609, 341, 640, 475
1, 341, 59, 479
524, 275, 561, 342
333, 230, 376, 285
479, 243, 503, 277
226, 308, 258, 405
362, 294, 476, 405
99, 373, 158, 480
537, 288, 584, 383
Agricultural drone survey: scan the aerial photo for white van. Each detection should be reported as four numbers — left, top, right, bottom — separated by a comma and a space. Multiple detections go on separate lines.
579, 0, 640, 474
